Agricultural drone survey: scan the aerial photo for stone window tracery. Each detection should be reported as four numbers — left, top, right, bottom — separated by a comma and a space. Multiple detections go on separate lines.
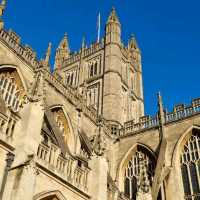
51, 107, 71, 145
180, 130, 200, 199
124, 146, 155, 200
65, 68, 77, 87
86, 85, 99, 110
0, 70, 24, 112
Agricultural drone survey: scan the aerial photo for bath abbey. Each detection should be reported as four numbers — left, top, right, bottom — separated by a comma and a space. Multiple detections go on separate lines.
0, 1, 200, 200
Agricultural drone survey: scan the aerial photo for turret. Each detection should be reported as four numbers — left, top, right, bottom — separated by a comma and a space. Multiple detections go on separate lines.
128, 34, 144, 117
102, 8, 123, 124
54, 33, 70, 70
128, 34, 141, 68
105, 7, 121, 45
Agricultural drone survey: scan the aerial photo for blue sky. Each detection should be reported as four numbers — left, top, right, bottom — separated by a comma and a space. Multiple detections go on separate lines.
3, 0, 200, 115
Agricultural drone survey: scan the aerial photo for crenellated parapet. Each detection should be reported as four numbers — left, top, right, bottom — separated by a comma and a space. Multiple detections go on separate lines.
0, 29, 39, 69
111, 97, 200, 137
0, 27, 102, 125
63, 38, 104, 67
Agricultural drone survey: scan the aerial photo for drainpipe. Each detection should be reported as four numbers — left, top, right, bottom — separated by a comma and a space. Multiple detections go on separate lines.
0, 152, 14, 200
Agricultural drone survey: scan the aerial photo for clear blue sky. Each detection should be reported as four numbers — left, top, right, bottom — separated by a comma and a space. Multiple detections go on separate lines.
3, 0, 200, 115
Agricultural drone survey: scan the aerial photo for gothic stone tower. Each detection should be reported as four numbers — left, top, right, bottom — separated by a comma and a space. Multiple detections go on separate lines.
1, 3, 200, 200
103, 8, 144, 125
58, 8, 144, 127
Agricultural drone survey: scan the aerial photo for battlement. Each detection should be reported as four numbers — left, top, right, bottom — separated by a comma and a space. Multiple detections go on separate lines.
114, 97, 200, 137
0, 29, 39, 68
63, 38, 105, 67
0, 27, 100, 126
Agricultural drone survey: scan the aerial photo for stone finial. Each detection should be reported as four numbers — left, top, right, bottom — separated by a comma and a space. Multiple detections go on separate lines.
93, 132, 106, 156
0, 0, 6, 16
44, 42, 52, 68
0, 0, 6, 29
128, 34, 139, 50
59, 33, 70, 53
93, 115, 106, 156
157, 92, 165, 126
107, 7, 120, 25
54, 33, 70, 70
157, 92, 165, 125
81, 36, 86, 49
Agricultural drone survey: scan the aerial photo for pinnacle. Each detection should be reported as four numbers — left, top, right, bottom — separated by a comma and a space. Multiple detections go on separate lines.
58, 33, 70, 53
81, 36, 86, 49
107, 7, 120, 24
1, 0, 6, 6
0, 0, 6, 18
63, 33, 68, 41
128, 34, 138, 50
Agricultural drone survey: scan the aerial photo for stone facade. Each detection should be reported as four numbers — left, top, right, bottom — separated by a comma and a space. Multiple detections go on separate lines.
0, 2, 200, 200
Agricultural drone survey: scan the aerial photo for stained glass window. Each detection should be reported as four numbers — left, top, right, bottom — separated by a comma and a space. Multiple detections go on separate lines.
0, 74, 21, 112
124, 146, 155, 200
180, 130, 200, 199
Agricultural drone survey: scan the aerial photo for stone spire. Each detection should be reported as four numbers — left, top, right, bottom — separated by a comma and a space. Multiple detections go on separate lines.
0, 0, 6, 29
54, 33, 70, 70
107, 7, 120, 25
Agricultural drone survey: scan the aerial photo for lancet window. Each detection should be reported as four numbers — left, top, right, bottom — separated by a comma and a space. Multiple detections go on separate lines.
124, 146, 155, 200
86, 85, 98, 110
180, 130, 200, 199
65, 69, 77, 87
89, 60, 99, 78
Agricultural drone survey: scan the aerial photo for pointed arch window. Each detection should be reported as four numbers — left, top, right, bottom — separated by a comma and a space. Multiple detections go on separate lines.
89, 60, 99, 78
180, 130, 200, 199
124, 146, 155, 200
0, 73, 22, 112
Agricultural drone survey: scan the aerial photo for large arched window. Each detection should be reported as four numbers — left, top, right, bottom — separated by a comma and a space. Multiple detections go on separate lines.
124, 146, 155, 200
0, 68, 25, 112
180, 130, 200, 199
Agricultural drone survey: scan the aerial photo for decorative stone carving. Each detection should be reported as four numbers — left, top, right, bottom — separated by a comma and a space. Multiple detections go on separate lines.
27, 66, 46, 104
93, 116, 107, 156
24, 154, 39, 176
